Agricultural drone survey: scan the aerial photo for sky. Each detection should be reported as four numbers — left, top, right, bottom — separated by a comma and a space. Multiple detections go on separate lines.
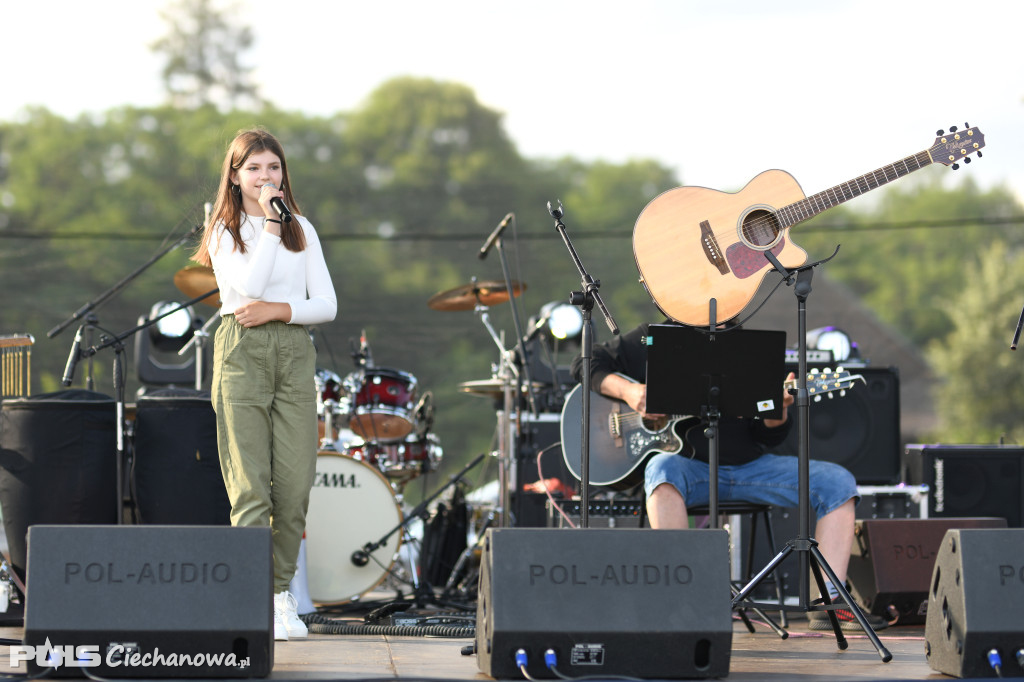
5, 0, 1023, 211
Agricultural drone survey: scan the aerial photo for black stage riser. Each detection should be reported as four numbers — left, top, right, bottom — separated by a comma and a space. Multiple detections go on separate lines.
925, 528, 1024, 678
776, 365, 901, 484
476, 528, 732, 679
24, 525, 273, 678
903, 444, 1024, 526
848, 518, 1007, 625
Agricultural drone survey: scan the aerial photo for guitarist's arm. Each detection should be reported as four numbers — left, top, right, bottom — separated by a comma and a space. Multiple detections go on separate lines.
597, 373, 662, 418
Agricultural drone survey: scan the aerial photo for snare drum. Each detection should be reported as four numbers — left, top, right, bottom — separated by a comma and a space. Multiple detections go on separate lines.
343, 367, 418, 442
304, 453, 404, 603
345, 432, 442, 481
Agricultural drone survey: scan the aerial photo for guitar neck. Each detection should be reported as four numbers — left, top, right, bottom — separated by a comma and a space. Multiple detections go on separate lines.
775, 149, 933, 229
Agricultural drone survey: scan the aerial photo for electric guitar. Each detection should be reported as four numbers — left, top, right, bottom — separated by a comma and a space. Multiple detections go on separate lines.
560, 370, 864, 490
633, 127, 986, 326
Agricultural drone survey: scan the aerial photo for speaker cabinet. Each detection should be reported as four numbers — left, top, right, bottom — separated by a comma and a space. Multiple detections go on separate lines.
777, 365, 901, 484
476, 528, 732, 679
24, 525, 272, 678
513, 414, 576, 528
903, 445, 1024, 527
925, 528, 1024, 678
848, 518, 1007, 625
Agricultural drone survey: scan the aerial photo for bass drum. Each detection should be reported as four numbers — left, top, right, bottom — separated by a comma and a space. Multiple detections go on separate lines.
304, 452, 403, 603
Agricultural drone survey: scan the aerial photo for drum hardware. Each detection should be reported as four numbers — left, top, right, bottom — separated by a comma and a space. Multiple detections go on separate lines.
349, 452, 486, 610
430, 273, 538, 528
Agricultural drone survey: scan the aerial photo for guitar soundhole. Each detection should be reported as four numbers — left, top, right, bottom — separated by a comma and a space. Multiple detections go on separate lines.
741, 209, 781, 248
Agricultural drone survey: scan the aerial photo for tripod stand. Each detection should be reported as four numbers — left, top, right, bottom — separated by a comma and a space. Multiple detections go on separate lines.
731, 255, 892, 662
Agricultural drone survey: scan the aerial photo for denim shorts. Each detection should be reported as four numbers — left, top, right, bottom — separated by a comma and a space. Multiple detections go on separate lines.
644, 452, 859, 518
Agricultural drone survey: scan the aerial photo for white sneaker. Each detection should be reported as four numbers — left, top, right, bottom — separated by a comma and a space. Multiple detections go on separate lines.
274, 591, 308, 639
273, 608, 289, 641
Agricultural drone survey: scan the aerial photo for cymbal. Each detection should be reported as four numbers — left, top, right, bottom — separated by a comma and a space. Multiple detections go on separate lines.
173, 266, 221, 308
458, 378, 543, 398
427, 280, 526, 311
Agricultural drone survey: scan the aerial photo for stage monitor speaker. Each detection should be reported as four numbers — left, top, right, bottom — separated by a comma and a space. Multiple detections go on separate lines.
903, 444, 1024, 527
777, 365, 900, 484
23, 525, 272, 678
848, 517, 1007, 625
925, 528, 1024, 678
476, 527, 732, 679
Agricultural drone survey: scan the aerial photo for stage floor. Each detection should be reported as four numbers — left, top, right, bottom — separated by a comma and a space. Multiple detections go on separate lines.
0, 615, 943, 681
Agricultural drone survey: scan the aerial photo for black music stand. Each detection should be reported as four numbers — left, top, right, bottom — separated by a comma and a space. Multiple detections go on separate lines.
646, 324, 785, 527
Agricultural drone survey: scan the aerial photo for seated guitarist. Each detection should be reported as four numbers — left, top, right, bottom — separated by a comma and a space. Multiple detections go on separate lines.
572, 321, 888, 632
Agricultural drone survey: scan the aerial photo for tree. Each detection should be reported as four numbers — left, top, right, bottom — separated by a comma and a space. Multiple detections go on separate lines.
928, 240, 1024, 444
151, 0, 262, 111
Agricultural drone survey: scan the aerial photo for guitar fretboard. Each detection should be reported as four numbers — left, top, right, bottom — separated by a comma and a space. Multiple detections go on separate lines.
776, 150, 933, 228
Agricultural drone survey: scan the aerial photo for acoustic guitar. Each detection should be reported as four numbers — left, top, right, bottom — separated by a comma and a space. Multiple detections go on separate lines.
633, 127, 986, 326
560, 370, 863, 489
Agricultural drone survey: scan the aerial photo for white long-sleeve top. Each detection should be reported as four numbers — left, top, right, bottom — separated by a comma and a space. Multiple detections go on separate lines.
209, 213, 337, 325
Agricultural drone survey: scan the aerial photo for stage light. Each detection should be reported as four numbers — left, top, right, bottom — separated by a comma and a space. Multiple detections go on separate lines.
135, 301, 205, 389
806, 326, 859, 363
540, 302, 583, 341
149, 301, 194, 351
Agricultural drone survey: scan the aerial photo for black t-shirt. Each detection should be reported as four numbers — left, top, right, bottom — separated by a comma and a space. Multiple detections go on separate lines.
570, 322, 792, 466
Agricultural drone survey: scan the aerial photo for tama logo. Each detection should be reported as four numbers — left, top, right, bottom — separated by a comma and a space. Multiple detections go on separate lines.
314, 470, 360, 488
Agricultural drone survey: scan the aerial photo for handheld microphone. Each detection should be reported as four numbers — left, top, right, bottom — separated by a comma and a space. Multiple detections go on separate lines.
264, 183, 293, 223
61, 326, 84, 387
478, 213, 514, 259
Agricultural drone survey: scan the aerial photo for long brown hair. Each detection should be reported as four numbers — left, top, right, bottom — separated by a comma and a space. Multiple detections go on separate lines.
192, 128, 305, 266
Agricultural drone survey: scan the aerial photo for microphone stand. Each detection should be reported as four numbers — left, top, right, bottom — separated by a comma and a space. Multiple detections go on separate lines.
47, 215, 204, 339
547, 201, 618, 528
74, 289, 219, 524
350, 452, 487, 608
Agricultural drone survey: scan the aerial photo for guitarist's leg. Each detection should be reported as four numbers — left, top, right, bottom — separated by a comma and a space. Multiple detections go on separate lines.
644, 453, 708, 529
646, 483, 688, 529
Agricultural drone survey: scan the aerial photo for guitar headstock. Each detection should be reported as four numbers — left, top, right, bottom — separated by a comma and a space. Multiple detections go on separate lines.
930, 124, 985, 169
784, 368, 866, 401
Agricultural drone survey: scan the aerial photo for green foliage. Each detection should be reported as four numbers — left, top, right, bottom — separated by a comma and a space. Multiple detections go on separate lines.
798, 174, 1023, 347
0, 79, 679, 495
928, 241, 1024, 444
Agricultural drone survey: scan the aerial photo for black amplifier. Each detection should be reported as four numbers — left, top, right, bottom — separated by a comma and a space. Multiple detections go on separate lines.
547, 499, 644, 528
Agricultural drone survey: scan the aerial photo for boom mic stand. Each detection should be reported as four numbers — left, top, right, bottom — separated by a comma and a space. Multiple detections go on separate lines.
731, 251, 892, 663
548, 200, 618, 528
350, 452, 487, 609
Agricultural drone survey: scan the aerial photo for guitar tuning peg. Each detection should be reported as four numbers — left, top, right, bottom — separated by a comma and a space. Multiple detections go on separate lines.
977, 151, 983, 158
950, 125, 958, 132
952, 163, 960, 170
809, 367, 819, 375
827, 392, 835, 399
936, 129, 945, 136
840, 389, 847, 397
814, 395, 822, 403
964, 157, 972, 164
964, 122, 970, 129
822, 367, 832, 374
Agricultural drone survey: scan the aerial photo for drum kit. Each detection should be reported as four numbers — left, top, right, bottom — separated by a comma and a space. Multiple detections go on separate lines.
172, 267, 532, 605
